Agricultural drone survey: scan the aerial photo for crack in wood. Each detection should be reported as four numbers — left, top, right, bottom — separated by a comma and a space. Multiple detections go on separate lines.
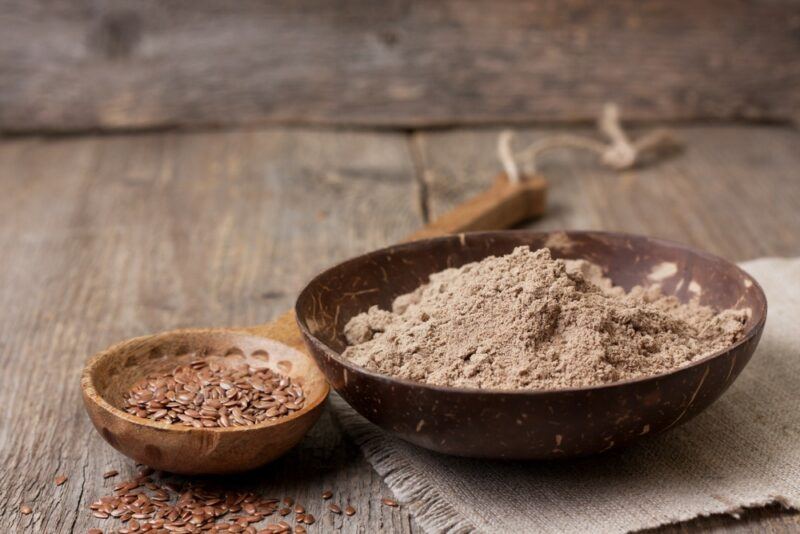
407, 133, 430, 224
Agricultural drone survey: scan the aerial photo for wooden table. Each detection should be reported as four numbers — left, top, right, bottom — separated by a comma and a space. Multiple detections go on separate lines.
1, 124, 799, 533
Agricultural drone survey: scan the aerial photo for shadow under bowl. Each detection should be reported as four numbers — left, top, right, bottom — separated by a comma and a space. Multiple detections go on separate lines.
295, 230, 767, 459
81, 329, 329, 474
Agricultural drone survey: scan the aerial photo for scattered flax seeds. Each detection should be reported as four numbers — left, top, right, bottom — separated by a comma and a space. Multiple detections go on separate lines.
343, 247, 748, 390
87, 468, 359, 533
102, 469, 118, 479
123, 357, 304, 427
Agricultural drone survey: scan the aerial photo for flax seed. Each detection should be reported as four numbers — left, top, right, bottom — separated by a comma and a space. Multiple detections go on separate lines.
344, 505, 356, 516
86, 470, 351, 532
123, 355, 304, 428
321, 490, 332, 500
381, 497, 399, 507
20, 504, 32, 515
54, 474, 68, 486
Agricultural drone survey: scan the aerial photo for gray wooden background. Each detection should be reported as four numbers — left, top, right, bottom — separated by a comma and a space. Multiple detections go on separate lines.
2, 0, 800, 133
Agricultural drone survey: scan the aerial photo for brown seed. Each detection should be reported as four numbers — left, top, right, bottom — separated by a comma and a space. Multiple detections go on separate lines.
328, 503, 341, 514
293, 504, 304, 514
20, 504, 32, 515
123, 356, 304, 428
88, 529, 103, 534
294, 526, 307, 534
102, 469, 119, 479
282, 497, 294, 506
83, 472, 329, 532
54, 474, 68, 486
279, 507, 291, 516
381, 497, 399, 507
321, 490, 333, 500
344, 505, 356, 516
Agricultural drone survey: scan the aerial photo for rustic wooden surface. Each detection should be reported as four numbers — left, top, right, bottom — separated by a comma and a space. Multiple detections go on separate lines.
0, 129, 422, 533
1, 124, 799, 533
3, 0, 800, 133
413, 125, 800, 262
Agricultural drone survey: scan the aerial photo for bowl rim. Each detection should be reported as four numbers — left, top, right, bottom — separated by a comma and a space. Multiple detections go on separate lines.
295, 229, 768, 396
80, 327, 330, 434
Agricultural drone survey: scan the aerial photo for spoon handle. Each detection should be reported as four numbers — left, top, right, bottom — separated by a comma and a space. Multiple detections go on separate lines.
404, 173, 547, 242
246, 173, 547, 344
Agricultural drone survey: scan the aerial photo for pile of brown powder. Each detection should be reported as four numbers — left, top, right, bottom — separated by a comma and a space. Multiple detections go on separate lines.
342, 246, 747, 390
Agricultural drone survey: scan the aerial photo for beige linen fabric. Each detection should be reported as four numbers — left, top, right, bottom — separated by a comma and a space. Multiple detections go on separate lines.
332, 257, 800, 533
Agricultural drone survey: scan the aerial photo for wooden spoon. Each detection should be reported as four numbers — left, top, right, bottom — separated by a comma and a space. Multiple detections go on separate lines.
81, 174, 546, 474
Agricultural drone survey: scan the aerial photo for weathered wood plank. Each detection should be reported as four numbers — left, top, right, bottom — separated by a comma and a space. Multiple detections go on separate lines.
2, 0, 800, 133
0, 129, 422, 533
413, 124, 800, 532
2, 124, 799, 534
413, 125, 800, 262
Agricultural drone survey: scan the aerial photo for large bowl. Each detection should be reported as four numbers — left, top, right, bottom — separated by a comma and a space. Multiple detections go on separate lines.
295, 231, 767, 459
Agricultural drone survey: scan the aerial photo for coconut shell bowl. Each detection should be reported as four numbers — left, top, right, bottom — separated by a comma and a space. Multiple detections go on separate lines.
295, 230, 767, 459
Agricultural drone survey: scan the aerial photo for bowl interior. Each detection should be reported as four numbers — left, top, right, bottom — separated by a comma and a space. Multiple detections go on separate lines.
298, 231, 766, 359
87, 329, 329, 429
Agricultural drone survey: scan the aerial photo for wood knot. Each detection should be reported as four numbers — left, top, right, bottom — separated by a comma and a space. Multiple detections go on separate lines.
87, 10, 143, 59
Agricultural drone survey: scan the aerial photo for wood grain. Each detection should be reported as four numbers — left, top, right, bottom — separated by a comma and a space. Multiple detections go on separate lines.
1, 124, 799, 533
2, 0, 800, 133
412, 125, 800, 262
412, 123, 800, 532
0, 129, 421, 533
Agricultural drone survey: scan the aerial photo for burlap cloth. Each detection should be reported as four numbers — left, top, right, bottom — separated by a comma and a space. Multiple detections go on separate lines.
331, 257, 800, 533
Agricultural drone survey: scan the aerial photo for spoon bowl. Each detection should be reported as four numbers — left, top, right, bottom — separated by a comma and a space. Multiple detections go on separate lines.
81, 328, 329, 474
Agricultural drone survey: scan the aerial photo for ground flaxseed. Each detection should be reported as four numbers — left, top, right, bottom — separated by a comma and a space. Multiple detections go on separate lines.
343, 246, 748, 390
